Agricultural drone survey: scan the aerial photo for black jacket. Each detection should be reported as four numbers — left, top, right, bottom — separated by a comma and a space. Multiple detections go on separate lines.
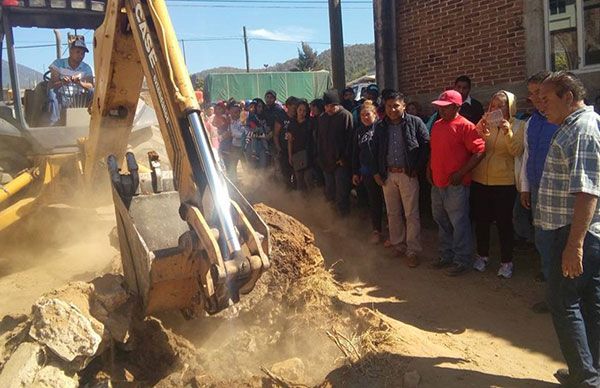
316, 108, 353, 172
351, 123, 378, 176
459, 98, 485, 124
375, 114, 430, 179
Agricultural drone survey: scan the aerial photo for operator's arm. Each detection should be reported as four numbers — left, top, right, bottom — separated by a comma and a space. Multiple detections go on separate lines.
74, 63, 95, 91
74, 76, 94, 91
49, 61, 67, 88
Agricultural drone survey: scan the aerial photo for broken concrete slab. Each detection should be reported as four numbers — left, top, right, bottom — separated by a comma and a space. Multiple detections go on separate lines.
32, 365, 78, 388
0, 342, 43, 388
29, 298, 102, 368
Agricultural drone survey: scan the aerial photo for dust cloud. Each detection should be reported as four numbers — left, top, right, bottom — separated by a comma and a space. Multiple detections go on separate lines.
0, 199, 119, 316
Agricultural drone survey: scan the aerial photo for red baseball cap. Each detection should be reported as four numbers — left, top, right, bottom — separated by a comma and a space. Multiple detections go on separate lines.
431, 90, 463, 107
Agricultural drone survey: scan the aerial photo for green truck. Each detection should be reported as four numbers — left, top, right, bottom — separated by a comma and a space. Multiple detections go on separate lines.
204, 71, 332, 103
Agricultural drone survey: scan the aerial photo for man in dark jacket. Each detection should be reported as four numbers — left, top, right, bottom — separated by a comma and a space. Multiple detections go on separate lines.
454, 75, 484, 124
264, 89, 285, 153
316, 89, 353, 215
374, 91, 430, 267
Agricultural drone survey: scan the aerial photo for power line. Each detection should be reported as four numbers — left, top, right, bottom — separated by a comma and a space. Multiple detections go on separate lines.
167, 4, 370, 9
2, 43, 58, 50
3, 36, 333, 49
166, 0, 370, 3
248, 37, 330, 45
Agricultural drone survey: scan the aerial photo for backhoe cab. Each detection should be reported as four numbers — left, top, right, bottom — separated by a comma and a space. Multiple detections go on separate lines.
0, 0, 270, 316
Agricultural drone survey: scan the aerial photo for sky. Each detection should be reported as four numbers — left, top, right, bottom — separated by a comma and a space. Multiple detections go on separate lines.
6, 0, 375, 76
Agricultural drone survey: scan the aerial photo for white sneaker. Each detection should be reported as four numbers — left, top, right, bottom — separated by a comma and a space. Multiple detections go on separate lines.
497, 262, 514, 279
473, 256, 489, 272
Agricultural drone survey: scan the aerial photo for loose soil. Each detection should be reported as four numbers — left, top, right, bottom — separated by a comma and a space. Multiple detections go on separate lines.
0, 170, 564, 387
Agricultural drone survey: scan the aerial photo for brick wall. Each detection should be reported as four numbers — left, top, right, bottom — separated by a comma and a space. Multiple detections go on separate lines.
396, 0, 527, 99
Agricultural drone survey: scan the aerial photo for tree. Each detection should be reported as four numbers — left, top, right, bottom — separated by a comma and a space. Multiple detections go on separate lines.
296, 42, 322, 71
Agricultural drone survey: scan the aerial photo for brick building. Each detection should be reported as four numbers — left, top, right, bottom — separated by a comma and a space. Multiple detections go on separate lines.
391, 0, 600, 111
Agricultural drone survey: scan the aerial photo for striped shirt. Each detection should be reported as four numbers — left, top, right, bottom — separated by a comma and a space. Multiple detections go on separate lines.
534, 106, 600, 237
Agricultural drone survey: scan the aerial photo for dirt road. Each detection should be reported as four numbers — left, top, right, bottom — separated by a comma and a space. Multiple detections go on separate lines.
0, 174, 564, 387
241, 176, 563, 387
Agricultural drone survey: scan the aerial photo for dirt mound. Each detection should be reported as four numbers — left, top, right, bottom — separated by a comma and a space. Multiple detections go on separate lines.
0, 205, 405, 387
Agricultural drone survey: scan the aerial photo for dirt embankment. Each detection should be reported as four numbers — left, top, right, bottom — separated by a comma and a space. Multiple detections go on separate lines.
0, 204, 407, 387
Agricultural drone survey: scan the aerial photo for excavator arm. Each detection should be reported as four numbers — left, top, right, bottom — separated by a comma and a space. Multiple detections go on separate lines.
84, 0, 270, 316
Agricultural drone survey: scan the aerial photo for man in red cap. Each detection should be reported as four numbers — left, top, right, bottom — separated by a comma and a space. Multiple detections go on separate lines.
428, 90, 486, 276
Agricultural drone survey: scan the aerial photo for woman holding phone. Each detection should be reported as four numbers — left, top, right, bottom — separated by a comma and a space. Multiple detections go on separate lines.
471, 91, 524, 278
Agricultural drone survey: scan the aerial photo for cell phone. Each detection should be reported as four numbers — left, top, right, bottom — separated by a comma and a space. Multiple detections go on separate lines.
486, 109, 503, 129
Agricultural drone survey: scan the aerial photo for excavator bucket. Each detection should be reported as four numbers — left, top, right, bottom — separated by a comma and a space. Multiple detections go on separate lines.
109, 152, 270, 316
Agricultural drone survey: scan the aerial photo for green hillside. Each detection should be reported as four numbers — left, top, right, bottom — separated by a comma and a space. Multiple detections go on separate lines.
191, 43, 375, 90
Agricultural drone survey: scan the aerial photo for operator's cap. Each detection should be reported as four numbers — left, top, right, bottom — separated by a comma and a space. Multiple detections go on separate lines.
70, 39, 89, 53
265, 89, 277, 98
431, 90, 462, 107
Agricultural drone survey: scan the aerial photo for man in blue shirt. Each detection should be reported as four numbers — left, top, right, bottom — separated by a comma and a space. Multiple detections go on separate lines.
47, 39, 94, 125
519, 71, 559, 284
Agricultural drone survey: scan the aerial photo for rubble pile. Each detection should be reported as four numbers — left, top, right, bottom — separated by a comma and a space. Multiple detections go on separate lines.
0, 205, 407, 387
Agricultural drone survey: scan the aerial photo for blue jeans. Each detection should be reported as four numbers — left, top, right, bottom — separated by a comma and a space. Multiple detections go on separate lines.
47, 88, 61, 125
47, 86, 94, 125
431, 185, 473, 266
323, 166, 351, 216
545, 226, 600, 387
513, 196, 533, 242
531, 185, 554, 278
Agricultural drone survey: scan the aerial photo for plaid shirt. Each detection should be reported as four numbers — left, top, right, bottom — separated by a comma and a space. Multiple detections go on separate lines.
534, 106, 600, 237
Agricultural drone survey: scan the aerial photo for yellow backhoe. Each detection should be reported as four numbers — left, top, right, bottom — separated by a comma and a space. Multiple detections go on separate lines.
0, 0, 270, 316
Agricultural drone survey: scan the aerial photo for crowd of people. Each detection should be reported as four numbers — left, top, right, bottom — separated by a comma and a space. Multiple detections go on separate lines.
203, 72, 600, 386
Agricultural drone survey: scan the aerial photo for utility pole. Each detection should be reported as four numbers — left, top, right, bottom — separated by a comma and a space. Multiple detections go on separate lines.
328, 0, 345, 91
243, 26, 250, 73
373, 0, 398, 89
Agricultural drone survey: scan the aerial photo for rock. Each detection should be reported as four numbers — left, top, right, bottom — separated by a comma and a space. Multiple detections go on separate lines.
90, 274, 129, 315
0, 316, 30, 368
0, 314, 28, 334
403, 370, 421, 388
270, 357, 306, 382
38, 282, 106, 338
102, 299, 135, 344
82, 371, 113, 388
0, 342, 43, 387
29, 298, 102, 368
32, 365, 78, 388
